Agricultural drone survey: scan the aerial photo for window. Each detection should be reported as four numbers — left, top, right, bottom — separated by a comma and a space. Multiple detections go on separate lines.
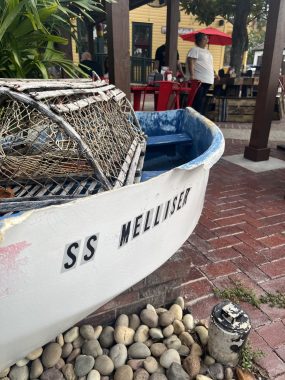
132, 23, 152, 58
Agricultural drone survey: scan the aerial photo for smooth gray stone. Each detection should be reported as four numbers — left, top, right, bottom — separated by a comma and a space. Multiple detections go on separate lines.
9, 366, 29, 380
99, 326, 114, 348
150, 343, 167, 357
110, 343, 128, 368
82, 339, 103, 358
175, 297, 185, 310
149, 374, 167, 380
80, 325, 95, 340
41, 343, 62, 368
159, 312, 174, 328
140, 309, 158, 328
143, 356, 158, 374
66, 348, 81, 363
30, 359, 43, 379
87, 369, 100, 380
73, 336, 85, 349
159, 349, 181, 369
113, 365, 133, 380
134, 325, 149, 343
129, 314, 141, 331
64, 327, 79, 344
225, 367, 234, 380
115, 314, 129, 327
61, 343, 73, 359
128, 342, 151, 359
94, 355, 114, 376
134, 368, 150, 380
75, 355, 95, 377
166, 363, 190, 380
208, 363, 224, 380
62, 363, 76, 380
40, 368, 63, 380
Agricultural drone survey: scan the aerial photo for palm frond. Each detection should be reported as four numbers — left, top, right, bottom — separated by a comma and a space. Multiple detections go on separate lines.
0, 0, 29, 41
0, 0, 107, 79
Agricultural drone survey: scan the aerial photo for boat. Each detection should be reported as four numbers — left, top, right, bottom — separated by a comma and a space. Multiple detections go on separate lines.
0, 79, 224, 370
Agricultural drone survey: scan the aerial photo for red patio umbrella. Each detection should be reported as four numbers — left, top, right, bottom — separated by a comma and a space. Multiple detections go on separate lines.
180, 27, 232, 46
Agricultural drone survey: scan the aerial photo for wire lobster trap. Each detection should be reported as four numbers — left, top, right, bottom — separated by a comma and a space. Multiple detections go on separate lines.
0, 79, 146, 214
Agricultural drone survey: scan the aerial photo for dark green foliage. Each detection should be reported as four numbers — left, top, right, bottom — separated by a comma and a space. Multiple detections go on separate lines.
180, 0, 236, 25
180, 0, 267, 27
214, 281, 285, 309
260, 292, 285, 308
240, 341, 264, 372
0, 0, 109, 78
213, 281, 261, 307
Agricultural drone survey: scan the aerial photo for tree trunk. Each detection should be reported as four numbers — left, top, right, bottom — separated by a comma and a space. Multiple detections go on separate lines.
230, 0, 251, 75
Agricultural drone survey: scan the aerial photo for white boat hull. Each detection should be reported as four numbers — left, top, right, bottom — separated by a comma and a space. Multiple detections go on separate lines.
0, 108, 224, 369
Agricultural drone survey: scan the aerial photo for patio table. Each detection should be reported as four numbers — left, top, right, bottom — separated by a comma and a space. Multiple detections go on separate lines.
130, 82, 194, 111
214, 77, 259, 98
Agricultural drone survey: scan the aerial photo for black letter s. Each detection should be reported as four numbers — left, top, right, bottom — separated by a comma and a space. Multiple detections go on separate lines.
64, 242, 79, 269
84, 235, 98, 261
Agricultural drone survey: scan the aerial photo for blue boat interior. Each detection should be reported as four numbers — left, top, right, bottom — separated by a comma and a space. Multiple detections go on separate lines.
136, 109, 214, 181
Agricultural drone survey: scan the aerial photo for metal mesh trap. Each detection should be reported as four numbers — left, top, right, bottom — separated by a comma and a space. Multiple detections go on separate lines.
0, 79, 146, 214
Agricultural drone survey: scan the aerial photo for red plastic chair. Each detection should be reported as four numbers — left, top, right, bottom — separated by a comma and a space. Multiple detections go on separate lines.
188, 80, 201, 107
156, 81, 179, 111
181, 80, 201, 107
142, 81, 179, 111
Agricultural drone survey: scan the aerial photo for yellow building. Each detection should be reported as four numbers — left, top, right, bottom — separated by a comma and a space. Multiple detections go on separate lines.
129, 4, 232, 72
73, 4, 232, 78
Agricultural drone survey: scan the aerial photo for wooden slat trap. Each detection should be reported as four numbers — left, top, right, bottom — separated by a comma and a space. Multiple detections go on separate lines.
0, 79, 146, 214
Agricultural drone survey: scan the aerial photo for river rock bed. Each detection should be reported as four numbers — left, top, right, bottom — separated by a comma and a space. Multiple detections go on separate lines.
1, 297, 254, 380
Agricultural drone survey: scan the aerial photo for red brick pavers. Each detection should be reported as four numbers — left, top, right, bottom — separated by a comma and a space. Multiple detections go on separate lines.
187, 139, 285, 379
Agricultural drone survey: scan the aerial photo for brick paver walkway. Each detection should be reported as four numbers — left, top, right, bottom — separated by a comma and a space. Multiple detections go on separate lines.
184, 138, 285, 379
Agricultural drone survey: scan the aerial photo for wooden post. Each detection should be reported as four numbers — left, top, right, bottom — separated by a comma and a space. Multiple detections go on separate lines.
244, 0, 285, 161
165, 0, 179, 74
106, 0, 131, 99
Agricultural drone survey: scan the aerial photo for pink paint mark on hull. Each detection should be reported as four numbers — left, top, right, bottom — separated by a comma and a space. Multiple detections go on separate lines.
0, 241, 31, 269
0, 241, 31, 297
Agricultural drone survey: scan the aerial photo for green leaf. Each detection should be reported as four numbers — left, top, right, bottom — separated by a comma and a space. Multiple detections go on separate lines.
34, 61, 49, 78
14, 4, 59, 37
0, 0, 29, 41
0, 0, 107, 78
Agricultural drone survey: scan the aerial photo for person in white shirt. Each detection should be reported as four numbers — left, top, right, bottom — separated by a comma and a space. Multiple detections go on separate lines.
186, 33, 214, 115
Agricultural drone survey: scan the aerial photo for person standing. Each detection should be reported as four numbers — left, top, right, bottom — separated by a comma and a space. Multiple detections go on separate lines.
155, 44, 184, 79
186, 33, 214, 115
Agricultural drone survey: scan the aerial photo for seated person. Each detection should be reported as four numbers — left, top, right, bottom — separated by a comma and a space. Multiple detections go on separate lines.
218, 68, 225, 78
79, 52, 103, 77
246, 69, 253, 77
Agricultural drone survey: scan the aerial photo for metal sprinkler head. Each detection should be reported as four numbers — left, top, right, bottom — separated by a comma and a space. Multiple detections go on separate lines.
208, 301, 251, 366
